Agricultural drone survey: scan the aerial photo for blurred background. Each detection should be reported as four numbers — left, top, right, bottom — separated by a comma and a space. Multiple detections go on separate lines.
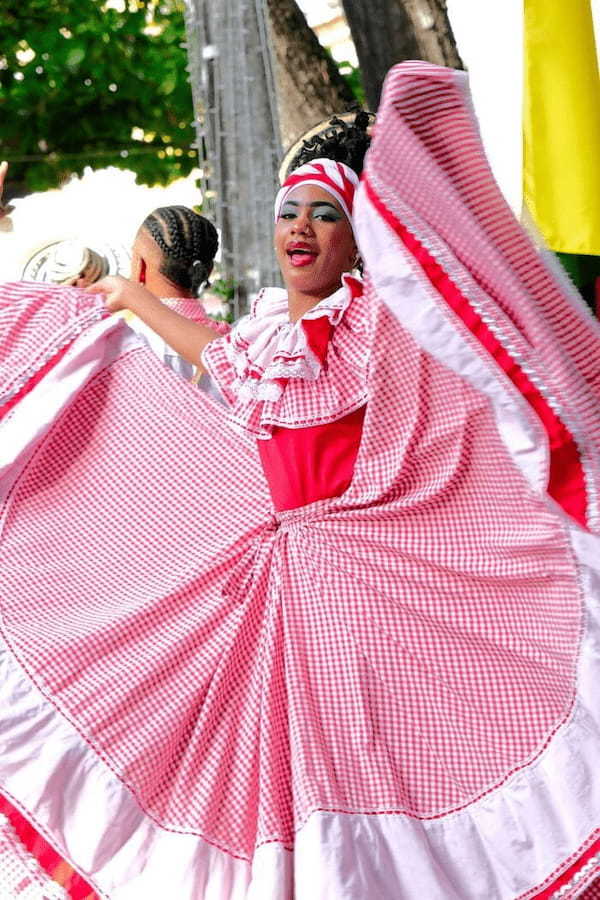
2, 0, 600, 313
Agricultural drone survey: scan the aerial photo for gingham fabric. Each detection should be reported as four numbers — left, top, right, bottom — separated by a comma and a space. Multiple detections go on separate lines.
359, 61, 600, 530
202, 274, 368, 437
1, 63, 600, 900
123, 295, 229, 382
0, 281, 107, 413
162, 297, 231, 334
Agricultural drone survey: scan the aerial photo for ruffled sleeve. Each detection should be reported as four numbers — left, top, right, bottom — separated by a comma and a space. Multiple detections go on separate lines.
201, 275, 370, 438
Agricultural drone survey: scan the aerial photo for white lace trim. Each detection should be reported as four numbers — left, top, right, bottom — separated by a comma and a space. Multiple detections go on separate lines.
550, 854, 600, 898
221, 276, 359, 403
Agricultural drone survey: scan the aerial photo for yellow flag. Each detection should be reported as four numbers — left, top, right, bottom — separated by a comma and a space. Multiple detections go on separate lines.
523, 0, 600, 254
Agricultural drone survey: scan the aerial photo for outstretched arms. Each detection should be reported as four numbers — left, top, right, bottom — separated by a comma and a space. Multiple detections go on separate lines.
87, 276, 221, 373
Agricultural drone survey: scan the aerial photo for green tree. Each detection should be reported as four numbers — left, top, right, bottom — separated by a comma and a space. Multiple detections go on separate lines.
0, 0, 196, 195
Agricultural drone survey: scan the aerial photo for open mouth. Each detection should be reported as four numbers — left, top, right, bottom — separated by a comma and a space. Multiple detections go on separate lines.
287, 247, 318, 267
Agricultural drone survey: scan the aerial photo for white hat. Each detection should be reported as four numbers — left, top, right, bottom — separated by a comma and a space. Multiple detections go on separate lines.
22, 238, 130, 285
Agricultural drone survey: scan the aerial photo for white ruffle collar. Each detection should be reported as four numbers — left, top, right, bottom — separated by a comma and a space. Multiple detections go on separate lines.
223, 274, 361, 403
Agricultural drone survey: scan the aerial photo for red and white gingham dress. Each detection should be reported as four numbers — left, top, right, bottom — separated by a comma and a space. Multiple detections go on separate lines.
1, 63, 600, 899
123, 295, 229, 382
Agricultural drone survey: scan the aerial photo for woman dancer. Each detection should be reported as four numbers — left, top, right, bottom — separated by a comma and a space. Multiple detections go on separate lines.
1, 63, 600, 900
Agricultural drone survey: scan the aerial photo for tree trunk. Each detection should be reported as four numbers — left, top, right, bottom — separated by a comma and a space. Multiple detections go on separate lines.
267, 0, 356, 151
404, 0, 464, 69
340, 0, 463, 110
184, 0, 283, 313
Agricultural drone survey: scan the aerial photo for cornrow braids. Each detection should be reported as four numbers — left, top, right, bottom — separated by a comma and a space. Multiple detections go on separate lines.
284, 111, 375, 180
142, 206, 219, 296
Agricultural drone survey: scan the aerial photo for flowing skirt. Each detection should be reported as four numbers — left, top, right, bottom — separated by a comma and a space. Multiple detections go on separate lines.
2, 62, 600, 898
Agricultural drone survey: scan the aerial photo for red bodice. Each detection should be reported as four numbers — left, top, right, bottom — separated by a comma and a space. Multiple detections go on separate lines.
257, 405, 366, 511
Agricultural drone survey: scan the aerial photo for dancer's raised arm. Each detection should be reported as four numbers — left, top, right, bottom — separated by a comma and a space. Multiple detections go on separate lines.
87, 274, 220, 372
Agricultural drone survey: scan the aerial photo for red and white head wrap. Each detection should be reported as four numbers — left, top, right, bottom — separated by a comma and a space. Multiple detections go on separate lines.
274, 158, 359, 226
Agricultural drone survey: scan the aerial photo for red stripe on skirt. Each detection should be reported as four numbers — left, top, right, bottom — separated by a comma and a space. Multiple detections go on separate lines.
0, 794, 98, 899
363, 175, 588, 528
0, 340, 75, 423
531, 833, 600, 898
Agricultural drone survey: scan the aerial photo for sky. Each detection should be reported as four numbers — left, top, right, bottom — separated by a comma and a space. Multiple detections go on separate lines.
296, 0, 339, 27
0, 168, 199, 281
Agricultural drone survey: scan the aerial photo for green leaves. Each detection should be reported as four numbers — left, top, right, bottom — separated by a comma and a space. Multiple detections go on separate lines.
1, 0, 197, 193
159, 72, 178, 96
65, 46, 86, 69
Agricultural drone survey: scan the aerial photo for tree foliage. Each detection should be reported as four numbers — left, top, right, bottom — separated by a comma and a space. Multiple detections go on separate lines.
0, 0, 196, 194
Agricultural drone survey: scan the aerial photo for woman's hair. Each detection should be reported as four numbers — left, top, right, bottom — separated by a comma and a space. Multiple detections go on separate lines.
142, 206, 219, 296
283, 111, 375, 180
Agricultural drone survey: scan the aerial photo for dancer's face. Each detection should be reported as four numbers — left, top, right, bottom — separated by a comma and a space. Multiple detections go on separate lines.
274, 184, 356, 299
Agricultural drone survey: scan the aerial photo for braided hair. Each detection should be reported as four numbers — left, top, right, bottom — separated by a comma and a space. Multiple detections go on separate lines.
142, 206, 219, 296
284, 111, 375, 180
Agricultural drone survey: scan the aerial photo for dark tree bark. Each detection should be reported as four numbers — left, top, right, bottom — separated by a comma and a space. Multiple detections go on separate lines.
340, 0, 463, 110
185, 0, 284, 311
267, 0, 356, 151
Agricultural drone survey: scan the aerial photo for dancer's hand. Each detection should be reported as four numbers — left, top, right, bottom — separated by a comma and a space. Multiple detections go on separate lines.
88, 274, 219, 369
87, 275, 155, 314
